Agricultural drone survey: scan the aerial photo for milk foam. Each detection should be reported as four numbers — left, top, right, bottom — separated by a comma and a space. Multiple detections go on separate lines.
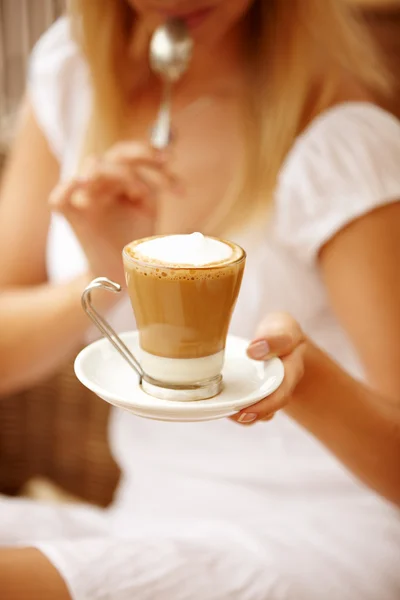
139, 348, 225, 385
134, 232, 233, 266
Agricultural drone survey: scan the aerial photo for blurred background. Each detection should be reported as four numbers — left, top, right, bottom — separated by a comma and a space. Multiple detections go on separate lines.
0, 0, 399, 511
0, 1, 64, 162
0, 0, 120, 511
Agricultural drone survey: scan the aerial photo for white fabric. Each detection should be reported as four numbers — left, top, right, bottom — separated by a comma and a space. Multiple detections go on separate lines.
274, 102, 400, 263
4, 17, 399, 600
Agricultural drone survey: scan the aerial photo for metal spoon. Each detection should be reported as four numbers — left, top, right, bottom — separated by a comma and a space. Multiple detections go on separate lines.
149, 18, 193, 149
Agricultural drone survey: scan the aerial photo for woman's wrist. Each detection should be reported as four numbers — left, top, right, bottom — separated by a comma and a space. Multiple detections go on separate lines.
284, 339, 346, 423
284, 337, 400, 505
284, 337, 370, 449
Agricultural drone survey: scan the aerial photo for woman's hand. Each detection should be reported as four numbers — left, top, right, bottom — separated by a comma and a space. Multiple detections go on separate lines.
49, 142, 179, 283
232, 313, 307, 425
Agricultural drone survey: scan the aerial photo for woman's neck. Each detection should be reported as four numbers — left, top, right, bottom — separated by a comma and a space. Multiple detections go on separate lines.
177, 19, 250, 101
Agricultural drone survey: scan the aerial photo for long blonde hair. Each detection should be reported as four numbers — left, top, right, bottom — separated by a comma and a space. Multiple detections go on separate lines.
68, 0, 389, 234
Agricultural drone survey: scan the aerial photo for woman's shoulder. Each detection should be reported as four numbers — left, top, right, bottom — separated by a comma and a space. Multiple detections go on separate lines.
315, 99, 397, 135
28, 17, 90, 161
30, 16, 74, 58
280, 102, 400, 196
273, 102, 400, 262
29, 16, 86, 96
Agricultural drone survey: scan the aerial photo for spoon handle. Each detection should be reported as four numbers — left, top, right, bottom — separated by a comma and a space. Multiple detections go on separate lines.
150, 80, 173, 149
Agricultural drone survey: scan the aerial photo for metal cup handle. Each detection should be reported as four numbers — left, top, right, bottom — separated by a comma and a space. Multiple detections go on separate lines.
81, 277, 144, 381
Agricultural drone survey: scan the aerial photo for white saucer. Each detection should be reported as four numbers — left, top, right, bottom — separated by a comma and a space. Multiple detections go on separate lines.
74, 332, 284, 422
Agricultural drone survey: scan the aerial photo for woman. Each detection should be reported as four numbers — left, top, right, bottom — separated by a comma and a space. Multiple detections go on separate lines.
0, 1, 399, 598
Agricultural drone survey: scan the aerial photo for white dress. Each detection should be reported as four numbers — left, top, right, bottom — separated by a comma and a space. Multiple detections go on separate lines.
2, 18, 400, 600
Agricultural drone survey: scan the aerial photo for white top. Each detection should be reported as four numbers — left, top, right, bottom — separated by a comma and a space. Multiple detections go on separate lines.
23, 18, 400, 600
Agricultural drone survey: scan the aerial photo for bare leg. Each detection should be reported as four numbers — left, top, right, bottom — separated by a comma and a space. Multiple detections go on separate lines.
0, 548, 71, 600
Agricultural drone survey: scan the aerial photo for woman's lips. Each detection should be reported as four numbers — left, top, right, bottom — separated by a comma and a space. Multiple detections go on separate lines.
161, 7, 213, 29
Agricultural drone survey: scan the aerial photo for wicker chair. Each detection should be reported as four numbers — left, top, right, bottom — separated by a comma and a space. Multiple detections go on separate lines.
0, 353, 120, 507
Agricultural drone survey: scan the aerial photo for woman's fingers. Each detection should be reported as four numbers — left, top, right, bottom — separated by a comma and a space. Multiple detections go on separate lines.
233, 341, 307, 425
74, 161, 152, 207
48, 179, 86, 210
106, 143, 180, 189
232, 313, 306, 426
51, 162, 176, 218
75, 154, 178, 207
134, 163, 182, 196
49, 141, 180, 216
105, 141, 166, 166
247, 312, 304, 360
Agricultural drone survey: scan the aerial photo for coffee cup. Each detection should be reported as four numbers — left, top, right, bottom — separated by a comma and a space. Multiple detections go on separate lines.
82, 232, 246, 401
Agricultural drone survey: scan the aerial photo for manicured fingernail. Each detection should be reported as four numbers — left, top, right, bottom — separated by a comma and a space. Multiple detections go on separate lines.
238, 413, 258, 424
247, 340, 270, 360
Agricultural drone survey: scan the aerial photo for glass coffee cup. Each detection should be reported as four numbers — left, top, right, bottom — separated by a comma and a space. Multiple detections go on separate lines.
82, 233, 246, 401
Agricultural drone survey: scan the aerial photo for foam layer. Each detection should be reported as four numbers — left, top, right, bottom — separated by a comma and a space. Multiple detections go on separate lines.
134, 233, 233, 266
139, 347, 225, 385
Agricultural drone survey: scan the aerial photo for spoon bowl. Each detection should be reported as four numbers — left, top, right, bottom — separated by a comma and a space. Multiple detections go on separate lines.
149, 19, 193, 148
150, 18, 193, 82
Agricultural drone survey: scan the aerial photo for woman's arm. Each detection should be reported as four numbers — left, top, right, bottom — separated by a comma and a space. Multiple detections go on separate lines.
238, 201, 400, 506
287, 341, 400, 506
319, 201, 400, 402
0, 100, 95, 395
238, 312, 400, 506
0, 97, 166, 395
0, 549, 70, 600
312, 199, 400, 502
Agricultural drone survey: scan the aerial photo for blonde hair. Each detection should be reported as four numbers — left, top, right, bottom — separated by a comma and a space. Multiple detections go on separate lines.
68, 0, 389, 234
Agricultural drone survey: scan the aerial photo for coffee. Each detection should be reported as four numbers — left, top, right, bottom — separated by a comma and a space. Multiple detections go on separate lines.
123, 233, 245, 388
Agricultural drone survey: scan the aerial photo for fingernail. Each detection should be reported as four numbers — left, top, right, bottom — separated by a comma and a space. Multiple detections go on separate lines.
247, 340, 270, 360
238, 413, 258, 424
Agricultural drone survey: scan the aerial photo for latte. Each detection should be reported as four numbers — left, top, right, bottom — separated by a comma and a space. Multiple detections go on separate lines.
123, 233, 245, 392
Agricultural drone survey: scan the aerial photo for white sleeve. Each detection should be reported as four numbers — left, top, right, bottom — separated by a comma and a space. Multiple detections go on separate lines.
27, 17, 84, 162
273, 103, 400, 263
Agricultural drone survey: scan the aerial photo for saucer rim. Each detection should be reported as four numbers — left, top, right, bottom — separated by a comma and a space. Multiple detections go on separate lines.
74, 332, 284, 416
